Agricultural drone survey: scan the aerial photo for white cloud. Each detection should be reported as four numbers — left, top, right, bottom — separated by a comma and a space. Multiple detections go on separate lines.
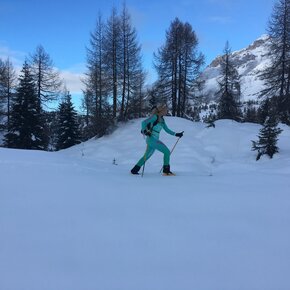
0, 43, 26, 70
59, 68, 85, 95
0, 43, 85, 94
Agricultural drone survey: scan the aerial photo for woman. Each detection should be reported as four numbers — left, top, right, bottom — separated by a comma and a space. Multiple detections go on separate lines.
131, 104, 183, 175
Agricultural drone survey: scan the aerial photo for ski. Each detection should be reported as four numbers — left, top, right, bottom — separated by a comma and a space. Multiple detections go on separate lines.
162, 172, 176, 176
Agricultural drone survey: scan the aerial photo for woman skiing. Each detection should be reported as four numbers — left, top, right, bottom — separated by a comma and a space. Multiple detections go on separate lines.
130, 104, 183, 176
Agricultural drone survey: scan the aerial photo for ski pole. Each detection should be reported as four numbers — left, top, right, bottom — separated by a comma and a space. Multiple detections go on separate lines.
141, 143, 149, 177
159, 135, 182, 173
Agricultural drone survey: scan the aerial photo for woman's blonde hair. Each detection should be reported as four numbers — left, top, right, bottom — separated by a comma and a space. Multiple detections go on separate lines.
151, 103, 167, 115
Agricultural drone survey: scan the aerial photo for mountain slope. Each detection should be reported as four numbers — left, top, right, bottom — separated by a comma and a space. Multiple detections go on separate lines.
200, 35, 271, 102
1, 117, 290, 290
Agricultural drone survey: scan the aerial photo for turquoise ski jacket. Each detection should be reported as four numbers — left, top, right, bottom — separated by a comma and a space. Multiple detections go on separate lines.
141, 115, 176, 140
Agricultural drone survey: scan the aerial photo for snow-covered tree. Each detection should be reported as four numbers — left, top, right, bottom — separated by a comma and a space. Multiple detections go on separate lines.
56, 92, 81, 150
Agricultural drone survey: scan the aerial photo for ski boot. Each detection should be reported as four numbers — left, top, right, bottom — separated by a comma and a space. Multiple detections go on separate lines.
163, 165, 175, 176
131, 165, 141, 175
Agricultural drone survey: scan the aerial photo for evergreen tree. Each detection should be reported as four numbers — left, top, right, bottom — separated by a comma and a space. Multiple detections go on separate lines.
4, 61, 47, 150
243, 101, 259, 123
56, 92, 81, 150
257, 97, 275, 124
252, 112, 283, 160
244, 106, 258, 123
216, 41, 241, 121
259, 0, 290, 124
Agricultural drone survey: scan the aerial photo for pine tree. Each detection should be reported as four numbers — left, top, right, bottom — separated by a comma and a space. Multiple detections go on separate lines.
56, 92, 81, 150
252, 113, 283, 160
216, 41, 241, 121
244, 106, 258, 123
259, 0, 290, 124
4, 61, 47, 150
257, 97, 275, 124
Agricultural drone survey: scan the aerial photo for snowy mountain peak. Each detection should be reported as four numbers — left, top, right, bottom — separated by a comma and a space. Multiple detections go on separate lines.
200, 35, 271, 101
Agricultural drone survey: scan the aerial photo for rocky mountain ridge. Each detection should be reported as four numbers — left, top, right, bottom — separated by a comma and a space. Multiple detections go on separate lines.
199, 35, 271, 102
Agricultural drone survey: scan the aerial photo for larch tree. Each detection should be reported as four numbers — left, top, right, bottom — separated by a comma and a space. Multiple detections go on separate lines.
103, 7, 122, 120
29, 45, 62, 112
154, 18, 204, 117
0, 58, 17, 131
259, 0, 290, 124
119, 3, 145, 120
83, 13, 111, 137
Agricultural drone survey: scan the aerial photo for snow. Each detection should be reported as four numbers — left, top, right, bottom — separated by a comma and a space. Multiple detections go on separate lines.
1, 117, 290, 290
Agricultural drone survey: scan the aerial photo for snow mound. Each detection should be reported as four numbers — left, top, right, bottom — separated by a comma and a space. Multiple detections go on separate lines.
64, 117, 290, 175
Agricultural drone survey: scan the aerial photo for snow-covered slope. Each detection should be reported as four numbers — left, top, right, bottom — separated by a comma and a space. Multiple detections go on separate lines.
1, 117, 290, 290
200, 35, 271, 101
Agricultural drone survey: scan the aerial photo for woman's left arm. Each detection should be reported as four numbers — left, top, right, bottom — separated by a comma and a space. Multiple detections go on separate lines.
162, 119, 176, 136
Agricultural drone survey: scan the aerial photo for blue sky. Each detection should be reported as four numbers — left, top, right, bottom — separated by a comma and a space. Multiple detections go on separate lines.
0, 0, 275, 105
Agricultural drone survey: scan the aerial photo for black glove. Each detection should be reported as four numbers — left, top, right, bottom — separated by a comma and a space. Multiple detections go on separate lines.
175, 131, 184, 138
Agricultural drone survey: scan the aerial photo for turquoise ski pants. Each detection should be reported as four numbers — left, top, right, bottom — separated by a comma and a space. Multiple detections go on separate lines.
136, 138, 171, 167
